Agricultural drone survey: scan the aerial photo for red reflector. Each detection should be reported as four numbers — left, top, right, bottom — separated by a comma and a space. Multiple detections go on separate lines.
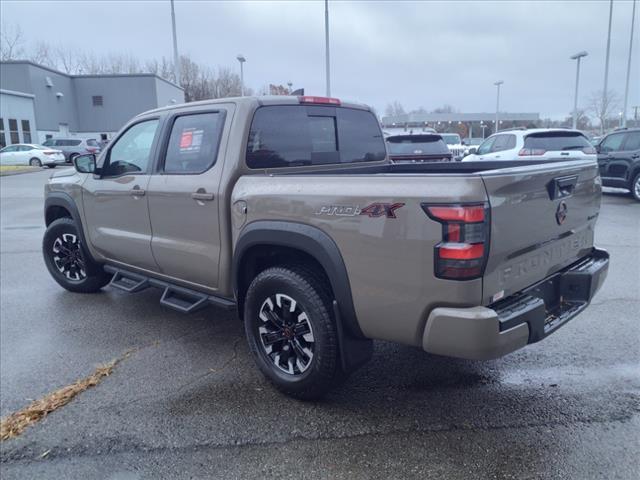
439, 243, 484, 260
299, 95, 341, 105
427, 205, 484, 223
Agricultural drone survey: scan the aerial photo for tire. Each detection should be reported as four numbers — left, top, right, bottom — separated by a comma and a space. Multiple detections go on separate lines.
47, 164, 56, 169
42, 218, 111, 293
244, 265, 341, 400
631, 172, 640, 202
29, 158, 42, 167
68, 153, 78, 165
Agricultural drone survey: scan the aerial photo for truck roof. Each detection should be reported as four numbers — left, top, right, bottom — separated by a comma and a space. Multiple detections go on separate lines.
141, 95, 371, 117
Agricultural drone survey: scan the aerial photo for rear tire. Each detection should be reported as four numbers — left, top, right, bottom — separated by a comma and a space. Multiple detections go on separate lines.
68, 153, 78, 164
43, 218, 110, 293
244, 265, 341, 400
631, 172, 640, 202
29, 158, 42, 167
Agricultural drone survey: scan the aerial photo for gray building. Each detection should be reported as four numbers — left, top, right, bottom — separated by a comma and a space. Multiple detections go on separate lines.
0, 60, 184, 147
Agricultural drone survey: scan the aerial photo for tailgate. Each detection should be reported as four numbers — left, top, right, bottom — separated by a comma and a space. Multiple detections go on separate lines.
481, 160, 601, 305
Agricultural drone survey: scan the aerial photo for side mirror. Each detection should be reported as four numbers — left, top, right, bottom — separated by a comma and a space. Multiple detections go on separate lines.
468, 147, 477, 155
73, 153, 96, 174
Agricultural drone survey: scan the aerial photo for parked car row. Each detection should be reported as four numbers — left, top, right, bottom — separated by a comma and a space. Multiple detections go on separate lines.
0, 137, 101, 168
0, 144, 66, 168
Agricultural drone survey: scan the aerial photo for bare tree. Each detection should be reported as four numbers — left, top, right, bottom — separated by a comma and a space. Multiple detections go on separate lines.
0, 23, 25, 60
587, 90, 620, 133
30, 41, 55, 68
385, 101, 405, 117
432, 104, 456, 114
562, 109, 591, 130
55, 46, 82, 74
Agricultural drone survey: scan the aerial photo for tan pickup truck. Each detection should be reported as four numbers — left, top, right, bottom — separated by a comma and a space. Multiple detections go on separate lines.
43, 96, 609, 399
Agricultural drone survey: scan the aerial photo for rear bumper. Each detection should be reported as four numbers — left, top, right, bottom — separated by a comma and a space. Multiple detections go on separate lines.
422, 248, 609, 360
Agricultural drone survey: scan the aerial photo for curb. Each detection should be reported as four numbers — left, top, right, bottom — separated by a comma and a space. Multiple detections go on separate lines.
0, 168, 45, 177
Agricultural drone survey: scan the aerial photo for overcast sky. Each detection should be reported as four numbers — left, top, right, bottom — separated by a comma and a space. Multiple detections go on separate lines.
1, 0, 638, 119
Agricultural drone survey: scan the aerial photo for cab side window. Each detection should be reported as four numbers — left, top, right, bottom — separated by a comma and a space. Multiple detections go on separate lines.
162, 112, 225, 174
103, 119, 159, 177
476, 137, 495, 155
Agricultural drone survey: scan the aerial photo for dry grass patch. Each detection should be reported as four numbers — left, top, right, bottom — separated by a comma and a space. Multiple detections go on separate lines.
1, 353, 130, 441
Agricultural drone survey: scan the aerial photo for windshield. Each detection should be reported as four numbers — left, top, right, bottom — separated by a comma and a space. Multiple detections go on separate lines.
386, 135, 450, 155
441, 134, 461, 145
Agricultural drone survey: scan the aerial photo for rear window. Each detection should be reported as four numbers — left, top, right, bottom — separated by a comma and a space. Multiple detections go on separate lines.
246, 105, 385, 168
386, 135, 449, 155
523, 132, 591, 151
86, 139, 99, 147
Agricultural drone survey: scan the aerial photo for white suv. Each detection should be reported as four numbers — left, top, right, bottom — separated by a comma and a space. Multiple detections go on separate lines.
462, 128, 596, 162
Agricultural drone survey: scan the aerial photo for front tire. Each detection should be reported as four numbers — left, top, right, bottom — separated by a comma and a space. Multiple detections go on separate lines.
43, 218, 110, 293
29, 158, 42, 167
244, 265, 341, 400
631, 172, 640, 202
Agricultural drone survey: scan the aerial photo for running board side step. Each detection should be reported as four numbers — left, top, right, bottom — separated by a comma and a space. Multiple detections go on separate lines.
104, 265, 235, 313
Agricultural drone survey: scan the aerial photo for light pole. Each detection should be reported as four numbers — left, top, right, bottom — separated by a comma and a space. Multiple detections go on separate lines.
570, 51, 588, 129
602, 0, 614, 134
622, 0, 637, 128
287, 81, 293, 94
170, 0, 180, 85
324, 0, 331, 97
237, 55, 246, 96
494, 81, 503, 133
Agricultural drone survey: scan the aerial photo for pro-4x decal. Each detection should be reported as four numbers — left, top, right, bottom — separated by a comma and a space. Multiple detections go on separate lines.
360, 203, 405, 218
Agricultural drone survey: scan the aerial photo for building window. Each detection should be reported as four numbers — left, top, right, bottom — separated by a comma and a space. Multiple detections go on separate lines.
45, 134, 53, 140
0, 118, 5, 149
8, 119, 19, 144
92, 95, 103, 107
21, 120, 32, 144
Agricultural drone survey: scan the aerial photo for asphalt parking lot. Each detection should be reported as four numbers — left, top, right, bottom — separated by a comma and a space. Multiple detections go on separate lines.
0, 169, 638, 479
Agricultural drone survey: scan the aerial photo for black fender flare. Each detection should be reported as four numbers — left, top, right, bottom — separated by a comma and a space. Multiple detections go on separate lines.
233, 220, 372, 371
44, 192, 100, 268
233, 220, 364, 337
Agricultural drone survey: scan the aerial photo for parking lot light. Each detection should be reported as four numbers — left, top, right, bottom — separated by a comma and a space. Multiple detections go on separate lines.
237, 55, 246, 96
494, 81, 504, 132
570, 51, 588, 129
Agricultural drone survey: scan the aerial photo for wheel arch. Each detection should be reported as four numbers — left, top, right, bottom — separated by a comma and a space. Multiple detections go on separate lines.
233, 221, 365, 339
44, 192, 98, 265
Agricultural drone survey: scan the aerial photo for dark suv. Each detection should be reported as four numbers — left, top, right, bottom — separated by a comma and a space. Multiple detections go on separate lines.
596, 128, 640, 201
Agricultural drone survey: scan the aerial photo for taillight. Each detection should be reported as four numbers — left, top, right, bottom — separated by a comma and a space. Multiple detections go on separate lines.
43, 150, 56, 155
518, 148, 546, 156
298, 95, 341, 105
87, 147, 97, 153
422, 203, 490, 280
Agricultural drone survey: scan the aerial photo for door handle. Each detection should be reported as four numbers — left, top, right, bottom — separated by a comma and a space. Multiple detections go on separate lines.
130, 187, 146, 196
191, 189, 214, 201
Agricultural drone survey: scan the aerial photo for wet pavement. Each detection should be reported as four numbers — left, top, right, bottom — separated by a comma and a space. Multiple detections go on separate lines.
1, 170, 638, 479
